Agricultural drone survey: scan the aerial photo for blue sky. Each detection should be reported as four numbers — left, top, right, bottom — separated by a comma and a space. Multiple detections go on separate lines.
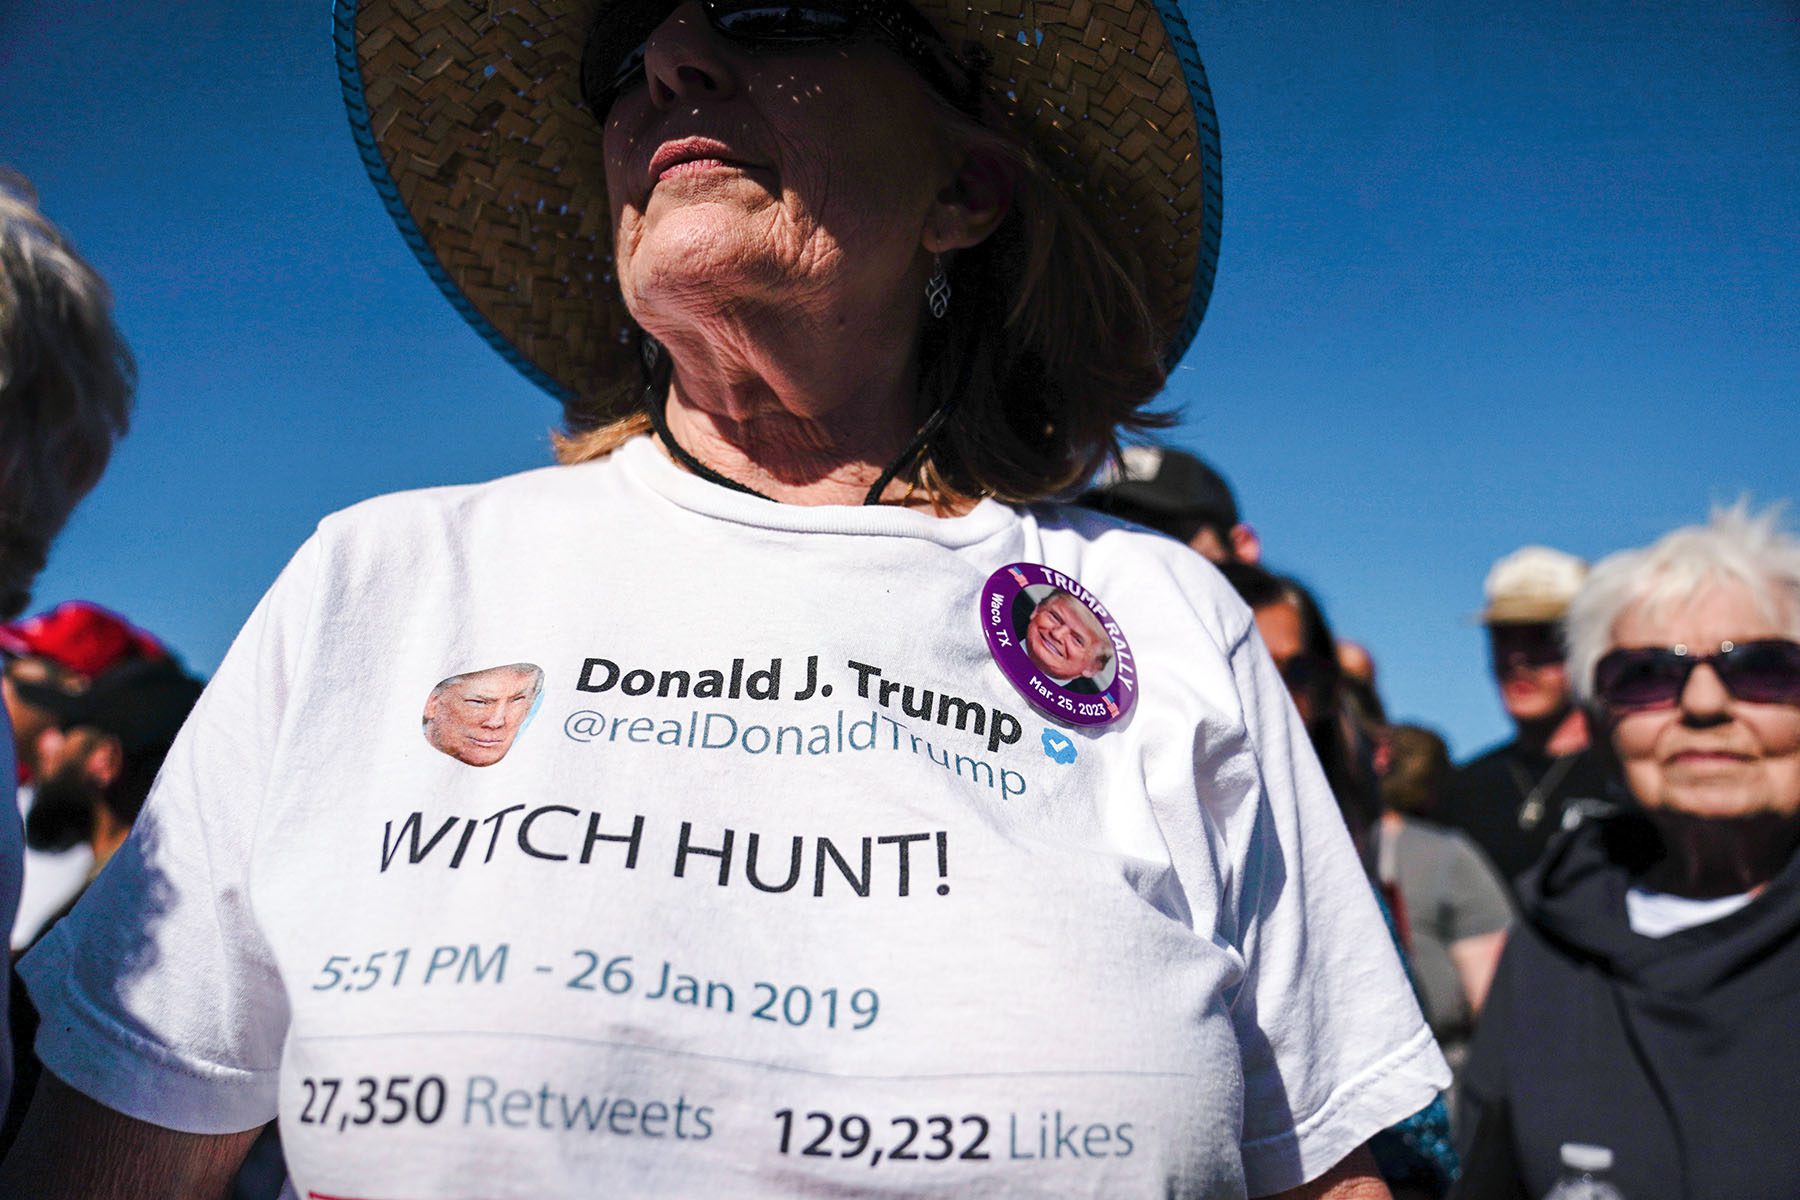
2, 1, 1795, 757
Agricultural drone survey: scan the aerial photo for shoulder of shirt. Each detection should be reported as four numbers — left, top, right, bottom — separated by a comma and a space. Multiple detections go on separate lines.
308, 459, 602, 541
1024, 502, 1256, 653
1397, 816, 1465, 852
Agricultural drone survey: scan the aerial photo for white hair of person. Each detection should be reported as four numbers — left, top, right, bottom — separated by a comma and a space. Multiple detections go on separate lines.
0, 170, 134, 619
1565, 503, 1800, 706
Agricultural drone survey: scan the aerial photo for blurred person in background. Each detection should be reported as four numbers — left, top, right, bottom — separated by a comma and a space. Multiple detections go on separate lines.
1221, 561, 1457, 1198
1376, 724, 1511, 1113
1439, 546, 1626, 892
0, 602, 166, 948
1222, 561, 1380, 855
0, 656, 203, 1158
0, 171, 134, 1113
1457, 506, 1800, 1200
1080, 444, 1262, 564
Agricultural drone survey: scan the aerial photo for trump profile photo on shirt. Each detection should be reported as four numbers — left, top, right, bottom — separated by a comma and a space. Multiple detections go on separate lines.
421, 662, 544, 766
1011, 586, 1118, 694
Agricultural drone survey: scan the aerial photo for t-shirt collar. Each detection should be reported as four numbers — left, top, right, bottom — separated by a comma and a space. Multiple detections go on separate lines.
613, 435, 1018, 547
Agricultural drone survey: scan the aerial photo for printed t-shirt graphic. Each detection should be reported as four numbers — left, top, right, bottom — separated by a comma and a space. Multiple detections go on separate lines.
420, 663, 544, 767
20, 436, 1447, 1198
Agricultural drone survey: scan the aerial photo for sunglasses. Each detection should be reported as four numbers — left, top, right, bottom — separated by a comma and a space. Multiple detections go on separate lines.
1593, 639, 1800, 712
1277, 652, 1332, 692
580, 0, 980, 121
1489, 624, 1564, 671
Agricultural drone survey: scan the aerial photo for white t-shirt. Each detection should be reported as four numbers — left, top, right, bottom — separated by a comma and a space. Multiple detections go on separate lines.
23, 437, 1445, 1198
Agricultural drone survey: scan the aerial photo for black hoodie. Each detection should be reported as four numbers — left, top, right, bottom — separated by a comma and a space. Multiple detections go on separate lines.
1454, 813, 1800, 1200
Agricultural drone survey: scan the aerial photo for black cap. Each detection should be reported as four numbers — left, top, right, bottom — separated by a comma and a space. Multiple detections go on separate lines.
1081, 445, 1240, 532
47, 657, 204, 759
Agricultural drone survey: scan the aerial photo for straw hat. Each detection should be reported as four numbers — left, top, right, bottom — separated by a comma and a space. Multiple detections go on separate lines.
1480, 546, 1589, 626
333, 0, 1222, 429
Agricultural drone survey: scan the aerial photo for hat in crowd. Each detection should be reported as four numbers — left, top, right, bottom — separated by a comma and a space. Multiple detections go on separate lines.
1083, 445, 1240, 528
334, 0, 1223, 428
0, 600, 166, 679
1480, 546, 1588, 626
37, 657, 204, 759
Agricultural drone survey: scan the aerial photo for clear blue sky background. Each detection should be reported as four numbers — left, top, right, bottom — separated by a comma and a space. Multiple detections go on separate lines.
2, 1, 1795, 757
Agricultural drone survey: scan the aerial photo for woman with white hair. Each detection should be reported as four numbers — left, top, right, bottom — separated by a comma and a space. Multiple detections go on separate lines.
1456, 505, 1800, 1200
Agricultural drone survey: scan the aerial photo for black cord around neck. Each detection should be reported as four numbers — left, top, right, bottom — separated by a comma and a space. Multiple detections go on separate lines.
646, 377, 960, 508
645, 380, 771, 501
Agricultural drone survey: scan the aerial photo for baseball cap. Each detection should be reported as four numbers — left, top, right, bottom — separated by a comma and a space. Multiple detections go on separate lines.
1480, 546, 1588, 625
1083, 446, 1240, 527
38, 657, 204, 759
0, 601, 165, 679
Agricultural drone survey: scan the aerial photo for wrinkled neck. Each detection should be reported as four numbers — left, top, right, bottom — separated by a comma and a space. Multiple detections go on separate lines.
643, 276, 940, 507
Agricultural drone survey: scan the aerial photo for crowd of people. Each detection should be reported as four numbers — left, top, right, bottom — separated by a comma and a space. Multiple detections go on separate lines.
1085, 448, 1800, 1198
0, 2, 1795, 1196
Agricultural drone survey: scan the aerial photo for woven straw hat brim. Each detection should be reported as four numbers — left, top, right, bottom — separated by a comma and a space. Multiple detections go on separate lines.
335, 0, 1222, 428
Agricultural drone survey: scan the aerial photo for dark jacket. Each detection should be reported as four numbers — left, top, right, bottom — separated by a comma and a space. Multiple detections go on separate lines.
1456, 814, 1800, 1200
1438, 740, 1626, 889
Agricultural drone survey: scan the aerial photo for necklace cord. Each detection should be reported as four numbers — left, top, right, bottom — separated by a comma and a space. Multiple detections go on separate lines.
646, 358, 970, 507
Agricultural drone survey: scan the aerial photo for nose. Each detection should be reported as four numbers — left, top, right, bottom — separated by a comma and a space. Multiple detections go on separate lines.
1678, 662, 1732, 724
481, 706, 508, 730
642, 2, 738, 111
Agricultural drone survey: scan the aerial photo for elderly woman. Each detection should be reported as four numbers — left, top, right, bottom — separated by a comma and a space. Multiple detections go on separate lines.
1456, 506, 1800, 1200
0, 2, 1445, 1196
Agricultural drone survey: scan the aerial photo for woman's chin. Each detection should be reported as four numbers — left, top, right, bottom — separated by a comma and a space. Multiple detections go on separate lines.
1648, 781, 1795, 823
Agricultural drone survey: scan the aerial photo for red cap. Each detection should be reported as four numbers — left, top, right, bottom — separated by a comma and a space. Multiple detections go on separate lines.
0, 601, 166, 678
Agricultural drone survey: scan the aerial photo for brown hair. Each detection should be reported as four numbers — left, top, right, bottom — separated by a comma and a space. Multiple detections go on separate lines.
552, 101, 1171, 506
1380, 724, 1452, 818
0, 174, 134, 619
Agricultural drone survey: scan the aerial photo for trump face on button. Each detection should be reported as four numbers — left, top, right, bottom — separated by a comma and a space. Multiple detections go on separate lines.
1024, 591, 1114, 688
423, 663, 544, 766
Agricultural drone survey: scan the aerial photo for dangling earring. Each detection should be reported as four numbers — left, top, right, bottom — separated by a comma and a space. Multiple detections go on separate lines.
640, 331, 663, 371
925, 255, 951, 319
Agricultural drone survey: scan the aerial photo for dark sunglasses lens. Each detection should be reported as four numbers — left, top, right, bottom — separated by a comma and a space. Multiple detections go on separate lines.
713, 3, 856, 40
1719, 641, 1800, 704
1595, 650, 1684, 710
1280, 655, 1324, 689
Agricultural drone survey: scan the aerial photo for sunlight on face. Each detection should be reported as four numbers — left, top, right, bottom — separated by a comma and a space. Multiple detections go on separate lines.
1609, 584, 1800, 821
601, 7, 953, 378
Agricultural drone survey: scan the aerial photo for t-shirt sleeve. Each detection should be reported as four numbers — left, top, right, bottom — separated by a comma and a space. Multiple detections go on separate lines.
1219, 625, 1451, 1196
1445, 831, 1514, 942
18, 536, 321, 1134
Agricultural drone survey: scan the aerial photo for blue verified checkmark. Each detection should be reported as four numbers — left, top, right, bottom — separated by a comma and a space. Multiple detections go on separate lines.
1041, 728, 1077, 764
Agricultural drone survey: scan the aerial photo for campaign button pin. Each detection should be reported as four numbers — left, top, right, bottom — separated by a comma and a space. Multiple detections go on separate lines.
980, 562, 1136, 727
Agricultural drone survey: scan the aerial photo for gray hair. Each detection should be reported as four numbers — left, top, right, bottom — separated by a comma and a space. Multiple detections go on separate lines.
0, 172, 134, 619
1566, 503, 1800, 705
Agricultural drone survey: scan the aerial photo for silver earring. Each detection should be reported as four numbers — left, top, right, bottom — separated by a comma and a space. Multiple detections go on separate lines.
640, 332, 662, 370
926, 255, 951, 319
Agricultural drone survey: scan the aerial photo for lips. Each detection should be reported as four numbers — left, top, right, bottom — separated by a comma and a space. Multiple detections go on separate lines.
648, 137, 759, 186
1669, 749, 1752, 765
